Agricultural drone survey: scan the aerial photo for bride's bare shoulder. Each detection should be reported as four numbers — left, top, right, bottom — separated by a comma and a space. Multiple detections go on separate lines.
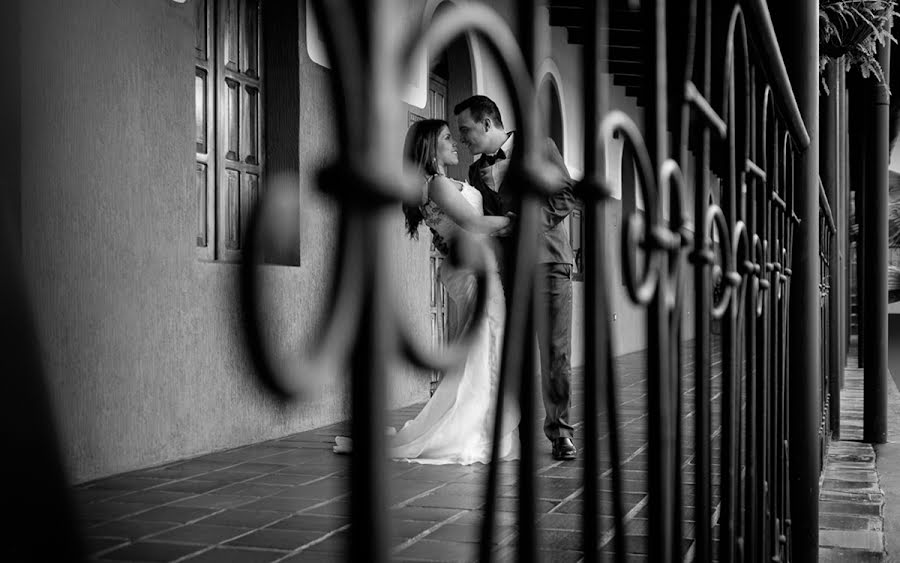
428, 174, 464, 195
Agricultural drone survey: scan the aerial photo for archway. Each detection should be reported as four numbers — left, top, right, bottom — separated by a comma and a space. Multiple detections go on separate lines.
428, 1, 475, 180
538, 75, 565, 157
407, 1, 476, 179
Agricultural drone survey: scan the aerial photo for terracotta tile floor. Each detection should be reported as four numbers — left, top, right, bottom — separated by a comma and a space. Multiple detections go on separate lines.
76, 344, 724, 562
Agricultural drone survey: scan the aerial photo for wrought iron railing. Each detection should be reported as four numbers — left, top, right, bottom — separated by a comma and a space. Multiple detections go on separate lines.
240, 0, 818, 561
820, 179, 837, 461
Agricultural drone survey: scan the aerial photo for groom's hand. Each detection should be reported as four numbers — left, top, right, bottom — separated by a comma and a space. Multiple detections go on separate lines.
492, 212, 517, 237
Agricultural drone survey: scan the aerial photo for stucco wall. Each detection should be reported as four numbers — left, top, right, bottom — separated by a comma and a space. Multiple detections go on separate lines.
21, 0, 429, 483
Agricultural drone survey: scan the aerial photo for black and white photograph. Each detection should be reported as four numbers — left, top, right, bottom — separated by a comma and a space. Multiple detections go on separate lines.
2, 0, 900, 561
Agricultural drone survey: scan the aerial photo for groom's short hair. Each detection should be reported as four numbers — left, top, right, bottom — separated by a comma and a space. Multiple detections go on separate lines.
453, 95, 504, 129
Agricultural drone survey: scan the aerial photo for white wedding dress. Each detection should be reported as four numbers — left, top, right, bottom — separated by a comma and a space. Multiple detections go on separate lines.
334, 177, 519, 465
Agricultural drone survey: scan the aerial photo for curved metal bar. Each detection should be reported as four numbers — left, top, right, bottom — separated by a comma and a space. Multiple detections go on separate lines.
686, 80, 727, 139
732, 221, 752, 278
780, 130, 793, 202
400, 233, 492, 372
307, 0, 364, 162
754, 234, 769, 318
739, 0, 811, 149
759, 85, 777, 319
704, 204, 735, 319
237, 0, 404, 404
819, 177, 836, 234
599, 111, 661, 305
771, 130, 793, 305
724, 7, 752, 184
764, 84, 785, 561
240, 175, 363, 400
659, 159, 689, 312
761, 86, 778, 190
746, 158, 766, 181
771, 192, 787, 211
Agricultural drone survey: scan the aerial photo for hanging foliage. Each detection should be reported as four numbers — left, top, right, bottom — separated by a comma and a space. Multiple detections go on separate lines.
819, 0, 897, 93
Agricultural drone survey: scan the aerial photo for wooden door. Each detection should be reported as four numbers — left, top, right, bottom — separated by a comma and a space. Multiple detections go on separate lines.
408, 75, 449, 395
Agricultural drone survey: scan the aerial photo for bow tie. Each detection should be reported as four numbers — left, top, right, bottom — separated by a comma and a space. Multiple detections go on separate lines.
481, 148, 506, 166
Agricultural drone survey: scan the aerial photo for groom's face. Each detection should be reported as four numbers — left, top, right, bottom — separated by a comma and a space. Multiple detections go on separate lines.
456, 109, 490, 155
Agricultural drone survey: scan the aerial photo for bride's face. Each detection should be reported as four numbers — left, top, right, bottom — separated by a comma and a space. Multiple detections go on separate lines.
435, 125, 459, 168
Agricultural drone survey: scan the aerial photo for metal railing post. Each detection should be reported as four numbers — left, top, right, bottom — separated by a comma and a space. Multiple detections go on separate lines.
863, 35, 890, 444
821, 64, 842, 435
579, 0, 626, 560
839, 59, 848, 388
691, 2, 713, 561
771, 0, 821, 559
642, 2, 676, 562
849, 71, 867, 369
838, 60, 848, 387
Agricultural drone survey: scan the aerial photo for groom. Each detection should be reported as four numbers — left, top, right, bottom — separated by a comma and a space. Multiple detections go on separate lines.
453, 95, 578, 461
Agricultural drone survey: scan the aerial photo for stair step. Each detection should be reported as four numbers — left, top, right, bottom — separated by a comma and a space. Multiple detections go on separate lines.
609, 60, 643, 76
549, 8, 642, 31
606, 45, 643, 63
613, 73, 642, 88
566, 27, 642, 46
626, 86, 644, 104
549, 0, 641, 12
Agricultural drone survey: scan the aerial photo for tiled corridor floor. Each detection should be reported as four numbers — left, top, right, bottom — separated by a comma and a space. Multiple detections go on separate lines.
76, 344, 724, 562
817, 351, 887, 561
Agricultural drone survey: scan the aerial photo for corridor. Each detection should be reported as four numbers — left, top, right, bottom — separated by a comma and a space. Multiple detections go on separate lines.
78, 344, 724, 562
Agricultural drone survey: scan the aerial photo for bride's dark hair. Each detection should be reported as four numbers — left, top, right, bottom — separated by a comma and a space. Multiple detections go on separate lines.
402, 119, 449, 239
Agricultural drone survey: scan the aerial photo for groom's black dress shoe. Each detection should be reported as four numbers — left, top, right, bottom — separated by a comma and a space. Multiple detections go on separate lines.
552, 437, 577, 461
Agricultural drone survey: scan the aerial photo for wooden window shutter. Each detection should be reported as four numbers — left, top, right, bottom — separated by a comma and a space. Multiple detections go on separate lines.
195, 0, 215, 260
216, 0, 264, 262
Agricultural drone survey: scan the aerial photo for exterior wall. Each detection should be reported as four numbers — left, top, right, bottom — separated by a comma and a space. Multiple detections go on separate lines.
20, 0, 429, 483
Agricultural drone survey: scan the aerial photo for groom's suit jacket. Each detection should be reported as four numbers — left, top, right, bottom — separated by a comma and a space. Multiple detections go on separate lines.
468, 133, 577, 270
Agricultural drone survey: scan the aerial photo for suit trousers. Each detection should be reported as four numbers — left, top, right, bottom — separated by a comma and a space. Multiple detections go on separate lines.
537, 263, 574, 441
499, 258, 575, 441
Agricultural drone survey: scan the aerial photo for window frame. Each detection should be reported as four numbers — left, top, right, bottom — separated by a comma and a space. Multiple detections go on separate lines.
194, 0, 266, 263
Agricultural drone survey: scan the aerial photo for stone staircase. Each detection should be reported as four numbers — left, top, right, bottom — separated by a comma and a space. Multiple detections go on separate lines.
548, 0, 648, 104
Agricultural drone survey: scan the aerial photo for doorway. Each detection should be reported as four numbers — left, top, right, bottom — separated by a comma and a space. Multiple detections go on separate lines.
406, 12, 475, 395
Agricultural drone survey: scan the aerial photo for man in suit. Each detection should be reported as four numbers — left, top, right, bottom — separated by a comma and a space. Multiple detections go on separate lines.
453, 95, 578, 461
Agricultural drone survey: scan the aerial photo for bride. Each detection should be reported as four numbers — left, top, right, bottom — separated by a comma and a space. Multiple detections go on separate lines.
335, 119, 519, 464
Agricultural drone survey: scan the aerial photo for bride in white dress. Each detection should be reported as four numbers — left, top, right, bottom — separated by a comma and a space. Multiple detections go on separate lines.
335, 119, 519, 464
